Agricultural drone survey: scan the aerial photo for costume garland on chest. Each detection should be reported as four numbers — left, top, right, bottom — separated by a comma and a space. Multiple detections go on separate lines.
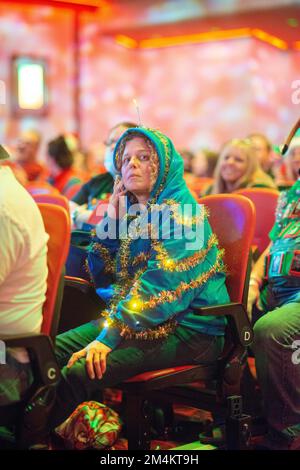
97, 230, 225, 341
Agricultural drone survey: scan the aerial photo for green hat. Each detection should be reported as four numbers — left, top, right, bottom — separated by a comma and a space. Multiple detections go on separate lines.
0, 145, 10, 161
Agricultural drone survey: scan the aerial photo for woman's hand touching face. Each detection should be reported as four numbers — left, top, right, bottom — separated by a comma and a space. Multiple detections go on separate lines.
107, 175, 128, 219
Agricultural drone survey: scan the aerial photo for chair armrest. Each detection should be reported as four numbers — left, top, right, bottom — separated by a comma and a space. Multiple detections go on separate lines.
251, 244, 260, 262
192, 303, 253, 347
64, 275, 93, 294
0, 333, 61, 386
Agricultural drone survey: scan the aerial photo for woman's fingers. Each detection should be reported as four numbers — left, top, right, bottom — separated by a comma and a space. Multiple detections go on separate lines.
67, 342, 111, 380
86, 348, 97, 379
93, 352, 103, 379
86, 349, 105, 380
67, 348, 87, 368
100, 353, 107, 376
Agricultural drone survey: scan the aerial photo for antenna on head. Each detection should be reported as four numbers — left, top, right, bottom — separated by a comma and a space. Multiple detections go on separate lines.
281, 117, 300, 156
133, 98, 142, 127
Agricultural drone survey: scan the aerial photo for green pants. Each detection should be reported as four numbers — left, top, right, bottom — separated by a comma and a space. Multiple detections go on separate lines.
49, 319, 223, 430
252, 301, 300, 446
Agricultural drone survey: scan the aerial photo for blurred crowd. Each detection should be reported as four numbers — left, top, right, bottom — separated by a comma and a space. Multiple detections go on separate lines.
2, 126, 300, 207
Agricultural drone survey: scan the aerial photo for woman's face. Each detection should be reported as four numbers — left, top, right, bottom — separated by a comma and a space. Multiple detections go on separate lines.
220, 146, 248, 184
121, 137, 155, 198
290, 147, 300, 179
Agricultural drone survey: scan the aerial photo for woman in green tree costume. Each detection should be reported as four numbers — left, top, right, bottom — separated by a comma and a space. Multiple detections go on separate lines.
49, 127, 229, 430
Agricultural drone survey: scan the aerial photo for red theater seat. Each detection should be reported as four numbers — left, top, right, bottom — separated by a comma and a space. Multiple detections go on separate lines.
32, 193, 70, 217
117, 194, 256, 449
0, 203, 71, 448
235, 188, 279, 255
26, 181, 59, 196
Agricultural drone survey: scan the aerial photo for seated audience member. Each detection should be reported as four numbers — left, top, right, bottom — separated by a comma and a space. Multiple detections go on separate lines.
47, 127, 229, 431
70, 122, 137, 229
205, 138, 276, 195
185, 149, 218, 195
248, 174, 300, 449
248, 132, 282, 180
15, 129, 48, 182
192, 149, 219, 178
180, 148, 195, 175
283, 137, 300, 184
47, 135, 84, 196
0, 145, 48, 405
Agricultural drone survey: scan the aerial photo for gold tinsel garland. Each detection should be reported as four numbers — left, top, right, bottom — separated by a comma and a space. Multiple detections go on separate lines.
138, 249, 225, 311
99, 249, 225, 340
90, 242, 116, 274
101, 310, 177, 340
160, 199, 207, 227
118, 318, 177, 340
153, 233, 219, 272
84, 258, 94, 285
132, 251, 151, 267
147, 130, 171, 204
116, 238, 131, 282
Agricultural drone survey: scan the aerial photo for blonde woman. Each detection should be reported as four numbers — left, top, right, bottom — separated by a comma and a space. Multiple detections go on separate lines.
205, 138, 276, 195
284, 137, 300, 183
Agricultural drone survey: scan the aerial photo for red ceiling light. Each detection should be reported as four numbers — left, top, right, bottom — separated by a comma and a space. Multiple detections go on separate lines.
51, 0, 101, 5
115, 28, 291, 50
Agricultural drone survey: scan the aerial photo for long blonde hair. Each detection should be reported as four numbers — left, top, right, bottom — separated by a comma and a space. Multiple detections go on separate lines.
211, 138, 266, 194
284, 139, 300, 182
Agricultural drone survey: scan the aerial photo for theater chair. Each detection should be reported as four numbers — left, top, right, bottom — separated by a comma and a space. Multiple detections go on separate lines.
235, 188, 279, 256
117, 194, 256, 450
26, 181, 59, 196
32, 193, 70, 217
59, 197, 112, 333
0, 204, 71, 448
186, 176, 214, 196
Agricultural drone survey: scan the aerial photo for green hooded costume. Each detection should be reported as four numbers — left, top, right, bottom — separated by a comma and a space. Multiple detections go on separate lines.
87, 127, 229, 349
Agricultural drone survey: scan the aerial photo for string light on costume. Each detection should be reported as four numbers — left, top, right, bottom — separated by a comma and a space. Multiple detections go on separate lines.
128, 297, 143, 312
163, 258, 176, 270
153, 233, 219, 273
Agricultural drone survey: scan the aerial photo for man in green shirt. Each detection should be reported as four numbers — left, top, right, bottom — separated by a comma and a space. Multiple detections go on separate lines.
249, 173, 300, 449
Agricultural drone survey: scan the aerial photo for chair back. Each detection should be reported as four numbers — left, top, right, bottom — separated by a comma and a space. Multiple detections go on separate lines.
33, 193, 70, 214
235, 188, 279, 254
185, 176, 214, 195
26, 181, 59, 196
38, 203, 71, 338
198, 194, 256, 304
